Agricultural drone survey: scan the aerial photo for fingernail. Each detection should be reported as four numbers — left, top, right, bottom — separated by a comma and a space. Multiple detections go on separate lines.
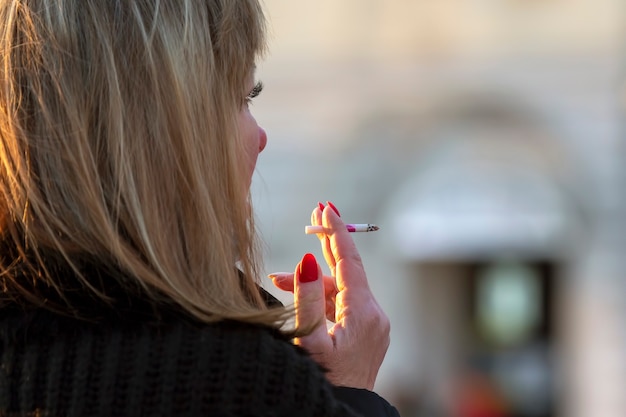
299, 253, 318, 283
327, 201, 341, 217
318, 202, 325, 212
267, 272, 290, 280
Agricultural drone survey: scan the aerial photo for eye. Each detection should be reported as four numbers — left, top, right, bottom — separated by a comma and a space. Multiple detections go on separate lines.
245, 81, 264, 104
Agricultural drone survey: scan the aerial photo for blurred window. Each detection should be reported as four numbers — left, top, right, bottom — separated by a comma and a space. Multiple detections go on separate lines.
476, 261, 542, 347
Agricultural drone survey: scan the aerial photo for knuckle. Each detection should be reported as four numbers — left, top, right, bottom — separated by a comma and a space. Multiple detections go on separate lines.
362, 302, 390, 333
350, 251, 363, 262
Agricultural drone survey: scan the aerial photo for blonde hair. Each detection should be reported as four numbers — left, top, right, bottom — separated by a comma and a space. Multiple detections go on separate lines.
0, 0, 288, 326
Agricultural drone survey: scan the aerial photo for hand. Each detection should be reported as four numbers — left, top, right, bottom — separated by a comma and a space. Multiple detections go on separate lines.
270, 272, 338, 322
270, 203, 390, 390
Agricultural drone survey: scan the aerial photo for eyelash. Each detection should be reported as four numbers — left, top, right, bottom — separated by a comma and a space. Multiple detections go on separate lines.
245, 81, 264, 103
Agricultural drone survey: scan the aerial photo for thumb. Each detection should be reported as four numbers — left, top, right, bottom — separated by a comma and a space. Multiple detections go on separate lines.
294, 253, 331, 350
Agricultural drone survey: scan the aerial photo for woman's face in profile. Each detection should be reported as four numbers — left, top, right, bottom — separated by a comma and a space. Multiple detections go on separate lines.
239, 71, 267, 188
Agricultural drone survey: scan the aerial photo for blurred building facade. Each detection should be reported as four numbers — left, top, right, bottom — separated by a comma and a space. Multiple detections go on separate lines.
253, 1, 626, 416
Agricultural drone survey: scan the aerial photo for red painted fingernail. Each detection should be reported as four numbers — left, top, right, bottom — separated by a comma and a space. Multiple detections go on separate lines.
299, 253, 318, 283
327, 201, 341, 217
318, 202, 325, 212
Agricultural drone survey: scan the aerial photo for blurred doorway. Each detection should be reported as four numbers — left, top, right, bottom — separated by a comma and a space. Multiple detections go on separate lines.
415, 260, 559, 417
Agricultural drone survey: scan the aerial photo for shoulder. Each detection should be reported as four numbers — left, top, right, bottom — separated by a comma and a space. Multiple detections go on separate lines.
0, 310, 363, 416
192, 323, 402, 417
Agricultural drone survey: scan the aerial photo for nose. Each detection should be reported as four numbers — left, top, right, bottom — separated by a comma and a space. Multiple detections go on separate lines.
258, 127, 267, 153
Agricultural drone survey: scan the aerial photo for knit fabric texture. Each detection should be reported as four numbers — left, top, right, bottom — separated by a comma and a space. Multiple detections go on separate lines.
0, 307, 363, 417
0, 250, 368, 417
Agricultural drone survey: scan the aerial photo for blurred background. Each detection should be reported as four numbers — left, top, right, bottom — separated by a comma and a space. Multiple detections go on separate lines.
251, 1, 626, 416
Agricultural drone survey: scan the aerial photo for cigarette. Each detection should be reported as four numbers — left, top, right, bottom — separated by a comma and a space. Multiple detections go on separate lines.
305, 224, 380, 234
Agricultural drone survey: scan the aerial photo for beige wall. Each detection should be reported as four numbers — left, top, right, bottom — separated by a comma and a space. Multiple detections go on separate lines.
262, 0, 622, 62
255, 1, 626, 416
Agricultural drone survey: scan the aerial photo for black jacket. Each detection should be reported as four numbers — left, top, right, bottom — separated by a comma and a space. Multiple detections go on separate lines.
0, 256, 400, 417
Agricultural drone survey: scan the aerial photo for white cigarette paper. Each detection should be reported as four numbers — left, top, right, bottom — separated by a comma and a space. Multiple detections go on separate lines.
305, 224, 379, 234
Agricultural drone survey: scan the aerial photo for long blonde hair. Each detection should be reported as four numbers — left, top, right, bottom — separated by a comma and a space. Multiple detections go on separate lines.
0, 0, 287, 326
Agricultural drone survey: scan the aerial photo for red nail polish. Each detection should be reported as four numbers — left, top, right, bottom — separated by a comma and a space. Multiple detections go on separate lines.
318, 202, 325, 212
299, 253, 318, 283
327, 201, 341, 217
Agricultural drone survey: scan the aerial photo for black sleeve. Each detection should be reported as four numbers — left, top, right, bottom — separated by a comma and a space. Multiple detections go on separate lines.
332, 387, 401, 417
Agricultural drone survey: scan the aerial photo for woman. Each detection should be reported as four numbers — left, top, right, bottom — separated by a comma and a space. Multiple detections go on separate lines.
0, 1, 398, 416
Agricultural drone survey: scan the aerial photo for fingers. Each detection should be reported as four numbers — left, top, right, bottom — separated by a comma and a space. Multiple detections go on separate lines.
269, 270, 338, 323
268, 272, 294, 291
269, 272, 338, 299
293, 253, 334, 349
312, 205, 335, 276
319, 204, 369, 291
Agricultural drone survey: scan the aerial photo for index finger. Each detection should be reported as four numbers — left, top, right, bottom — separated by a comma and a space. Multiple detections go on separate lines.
312, 207, 336, 276
322, 207, 369, 290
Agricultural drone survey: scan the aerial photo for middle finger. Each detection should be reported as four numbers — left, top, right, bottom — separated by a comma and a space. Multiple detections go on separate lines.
312, 206, 337, 276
